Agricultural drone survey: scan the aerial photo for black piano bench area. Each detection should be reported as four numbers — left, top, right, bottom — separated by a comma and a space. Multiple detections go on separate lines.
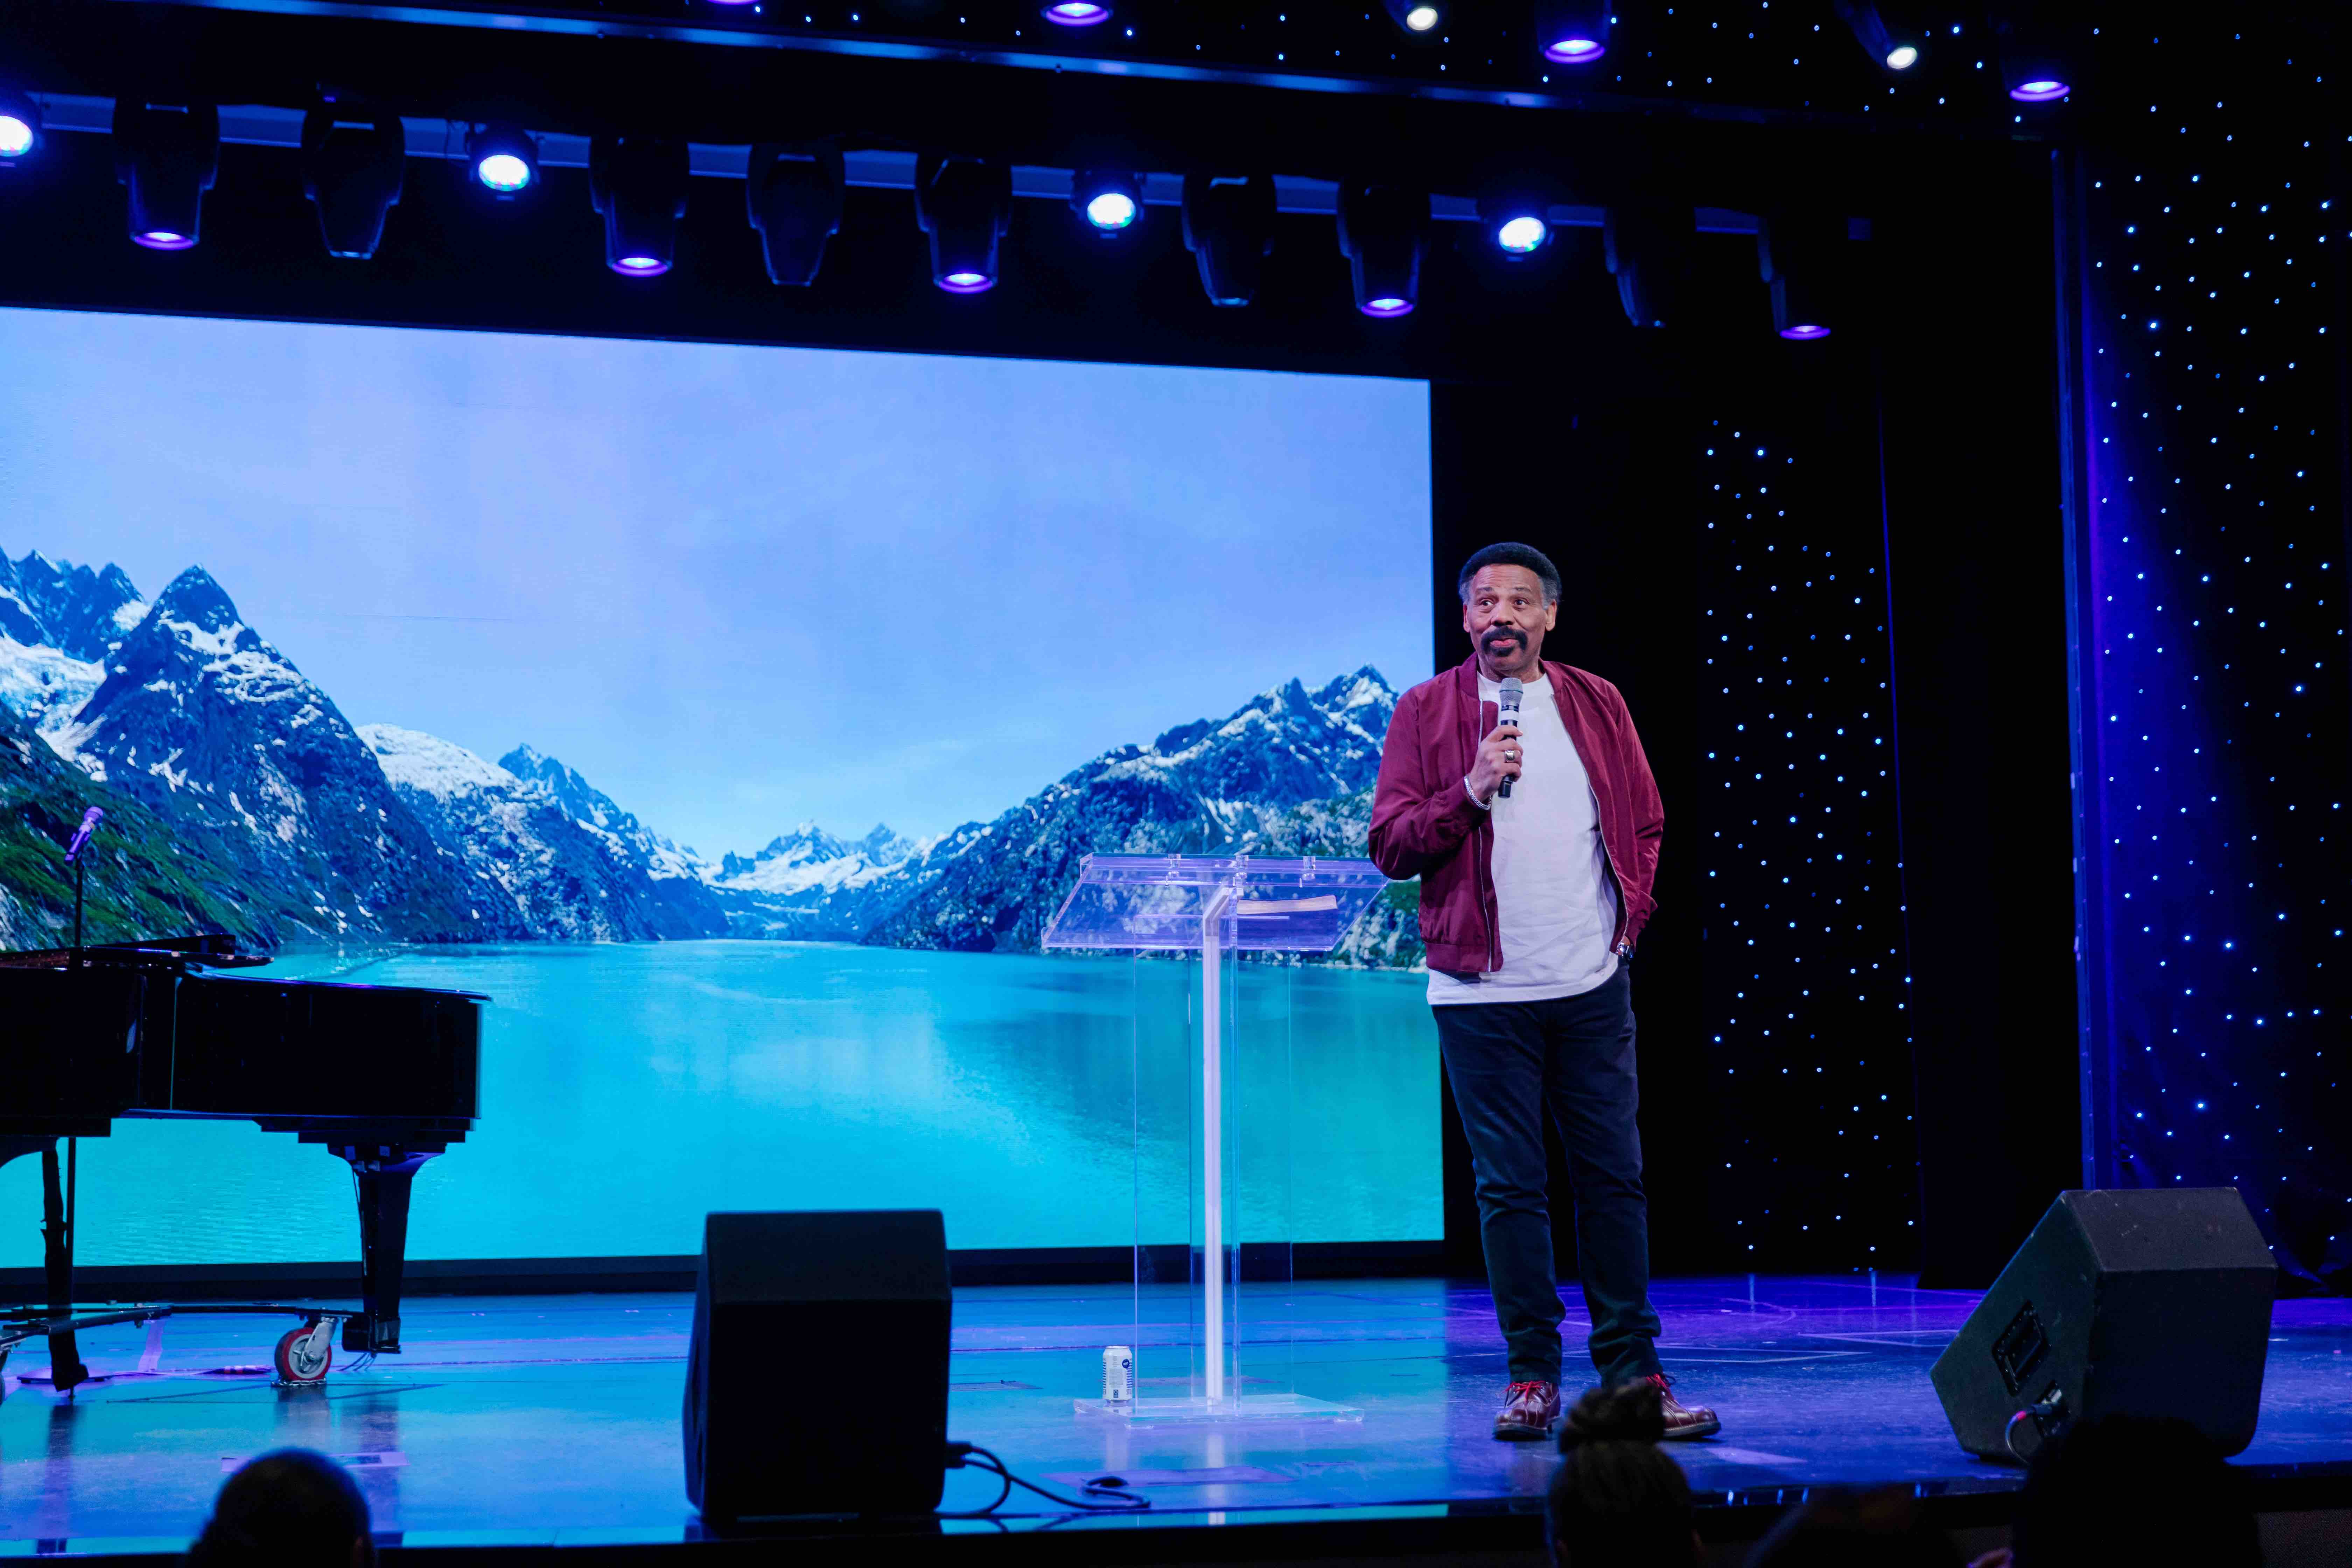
0, 934, 484, 1384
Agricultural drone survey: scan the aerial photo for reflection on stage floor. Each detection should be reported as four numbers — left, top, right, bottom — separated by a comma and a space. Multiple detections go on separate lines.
2, 1275, 2348, 1552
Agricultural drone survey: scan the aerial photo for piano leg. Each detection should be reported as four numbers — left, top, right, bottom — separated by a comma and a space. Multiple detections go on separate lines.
333, 1145, 441, 1355
37, 1143, 88, 1395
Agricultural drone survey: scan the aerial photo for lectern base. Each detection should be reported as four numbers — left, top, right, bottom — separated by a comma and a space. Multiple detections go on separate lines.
1074, 1393, 1364, 1424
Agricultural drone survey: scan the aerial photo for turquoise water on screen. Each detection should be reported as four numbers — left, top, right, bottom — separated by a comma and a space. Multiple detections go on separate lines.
0, 943, 1438, 1265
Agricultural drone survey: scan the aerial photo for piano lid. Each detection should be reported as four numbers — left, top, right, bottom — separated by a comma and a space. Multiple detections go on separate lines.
0, 932, 272, 973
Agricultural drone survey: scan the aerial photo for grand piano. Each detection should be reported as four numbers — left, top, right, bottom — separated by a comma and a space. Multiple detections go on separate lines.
0, 933, 484, 1392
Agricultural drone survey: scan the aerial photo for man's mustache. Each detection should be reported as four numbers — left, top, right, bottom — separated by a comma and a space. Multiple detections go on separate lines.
1481, 629, 1525, 646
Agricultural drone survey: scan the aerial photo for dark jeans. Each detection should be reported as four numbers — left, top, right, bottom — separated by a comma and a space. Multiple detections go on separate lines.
1433, 965, 1664, 1388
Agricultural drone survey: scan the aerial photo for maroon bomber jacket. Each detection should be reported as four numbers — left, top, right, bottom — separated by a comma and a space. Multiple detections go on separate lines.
1367, 656, 1663, 975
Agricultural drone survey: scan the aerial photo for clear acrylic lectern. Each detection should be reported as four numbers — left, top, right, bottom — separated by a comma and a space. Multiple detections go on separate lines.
1042, 854, 1387, 1422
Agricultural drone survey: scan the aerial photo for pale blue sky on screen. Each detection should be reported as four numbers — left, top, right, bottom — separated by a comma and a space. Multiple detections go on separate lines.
0, 307, 1432, 850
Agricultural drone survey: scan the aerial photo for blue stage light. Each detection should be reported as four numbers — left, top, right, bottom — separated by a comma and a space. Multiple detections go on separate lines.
113, 101, 220, 252
1043, 3, 1110, 24
589, 136, 690, 277
468, 124, 539, 196
1072, 169, 1144, 236
302, 106, 406, 259
0, 90, 39, 160
1380, 0, 1442, 34
1834, 2, 1919, 76
916, 155, 1011, 294
747, 143, 846, 286
1534, 0, 1609, 64
1496, 215, 1548, 254
1337, 182, 1428, 319
1180, 173, 1276, 307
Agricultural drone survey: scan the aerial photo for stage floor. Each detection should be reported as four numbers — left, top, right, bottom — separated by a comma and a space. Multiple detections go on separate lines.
3, 1275, 2348, 1553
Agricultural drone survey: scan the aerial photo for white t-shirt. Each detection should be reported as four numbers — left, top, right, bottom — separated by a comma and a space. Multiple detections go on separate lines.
1427, 673, 1621, 1006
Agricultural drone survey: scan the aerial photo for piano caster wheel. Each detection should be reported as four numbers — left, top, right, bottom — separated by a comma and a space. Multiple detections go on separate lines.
274, 1321, 334, 1386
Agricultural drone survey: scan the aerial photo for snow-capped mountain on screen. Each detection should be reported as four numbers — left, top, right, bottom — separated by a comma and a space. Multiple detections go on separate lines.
0, 550, 151, 733
858, 667, 1405, 955
0, 550, 149, 661
364, 727, 730, 942
44, 566, 498, 940
0, 546, 1420, 965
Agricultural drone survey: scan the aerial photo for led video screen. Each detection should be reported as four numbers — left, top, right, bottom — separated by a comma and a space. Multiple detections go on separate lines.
0, 307, 1437, 1262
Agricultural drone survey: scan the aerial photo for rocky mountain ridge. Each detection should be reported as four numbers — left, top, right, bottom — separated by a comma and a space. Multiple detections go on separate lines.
1, 548, 1420, 965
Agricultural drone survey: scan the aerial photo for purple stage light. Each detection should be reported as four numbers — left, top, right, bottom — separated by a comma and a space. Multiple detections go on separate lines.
1044, 3, 1110, 24
134, 230, 195, 250
940, 270, 995, 293
0, 114, 34, 159
1544, 37, 1606, 63
613, 255, 669, 275
1779, 323, 1831, 341
2009, 79, 2070, 103
1361, 296, 1414, 317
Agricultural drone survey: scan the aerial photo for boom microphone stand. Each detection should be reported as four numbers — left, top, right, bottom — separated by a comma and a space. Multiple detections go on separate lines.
45, 806, 105, 1393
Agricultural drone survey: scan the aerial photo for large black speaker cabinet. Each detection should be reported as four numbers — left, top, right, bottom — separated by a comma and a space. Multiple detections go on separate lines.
683, 1210, 951, 1520
1930, 1188, 2276, 1462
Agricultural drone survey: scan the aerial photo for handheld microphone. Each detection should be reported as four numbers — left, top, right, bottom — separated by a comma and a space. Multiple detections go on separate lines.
1496, 677, 1522, 800
64, 806, 104, 864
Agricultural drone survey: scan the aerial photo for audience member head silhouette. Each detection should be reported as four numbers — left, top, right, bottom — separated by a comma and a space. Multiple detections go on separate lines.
188, 1448, 374, 1568
1545, 1381, 1700, 1568
2010, 1415, 2259, 1568
1744, 1485, 1963, 1567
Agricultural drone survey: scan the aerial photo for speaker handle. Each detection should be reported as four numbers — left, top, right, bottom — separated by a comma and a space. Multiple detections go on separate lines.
2002, 1388, 2068, 1464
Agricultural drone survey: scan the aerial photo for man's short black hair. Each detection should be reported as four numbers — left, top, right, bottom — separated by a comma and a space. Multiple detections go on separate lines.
191, 1449, 374, 1568
1457, 542, 1561, 605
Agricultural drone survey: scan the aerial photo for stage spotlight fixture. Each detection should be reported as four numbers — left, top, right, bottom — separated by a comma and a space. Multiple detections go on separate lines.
1992, 8, 2073, 103
1758, 208, 1843, 341
1071, 169, 1143, 234
746, 142, 845, 286
1498, 216, 1547, 252
1477, 192, 1551, 259
590, 136, 690, 275
1180, 173, 1276, 308
1043, 3, 1110, 24
1532, 0, 1609, 63
915, 155, 1011, 293
1336, 182, 1428, 318
112, 101, 219, 250
469, 124, 538, 196
0, 90, 40, 161
1380, 0, 1443, 35
1832, 1, 1920, 74
301, 106, 405, 259
1604, 199, 1693, 328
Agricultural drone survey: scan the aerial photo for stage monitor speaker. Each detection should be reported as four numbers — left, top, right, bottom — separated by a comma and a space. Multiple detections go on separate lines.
1930, 1188, 2275, 1462
683, 1209, 951, 1520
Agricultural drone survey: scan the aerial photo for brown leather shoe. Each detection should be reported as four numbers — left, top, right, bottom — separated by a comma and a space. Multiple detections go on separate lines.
1642, 1373, 1721, 1440
1493, 1379, 1562, 1441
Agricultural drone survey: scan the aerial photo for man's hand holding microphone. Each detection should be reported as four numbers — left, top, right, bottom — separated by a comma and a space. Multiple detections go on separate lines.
1465, 676, 1525, 806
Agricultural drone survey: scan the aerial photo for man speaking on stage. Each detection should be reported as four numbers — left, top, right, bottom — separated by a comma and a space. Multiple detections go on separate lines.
1369, 541, 1719, 1443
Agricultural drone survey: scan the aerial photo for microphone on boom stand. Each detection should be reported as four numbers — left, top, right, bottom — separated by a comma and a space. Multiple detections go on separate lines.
1496, 678, 1523, 800
64, 806, 104, 964
48, 804, 104, 1394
